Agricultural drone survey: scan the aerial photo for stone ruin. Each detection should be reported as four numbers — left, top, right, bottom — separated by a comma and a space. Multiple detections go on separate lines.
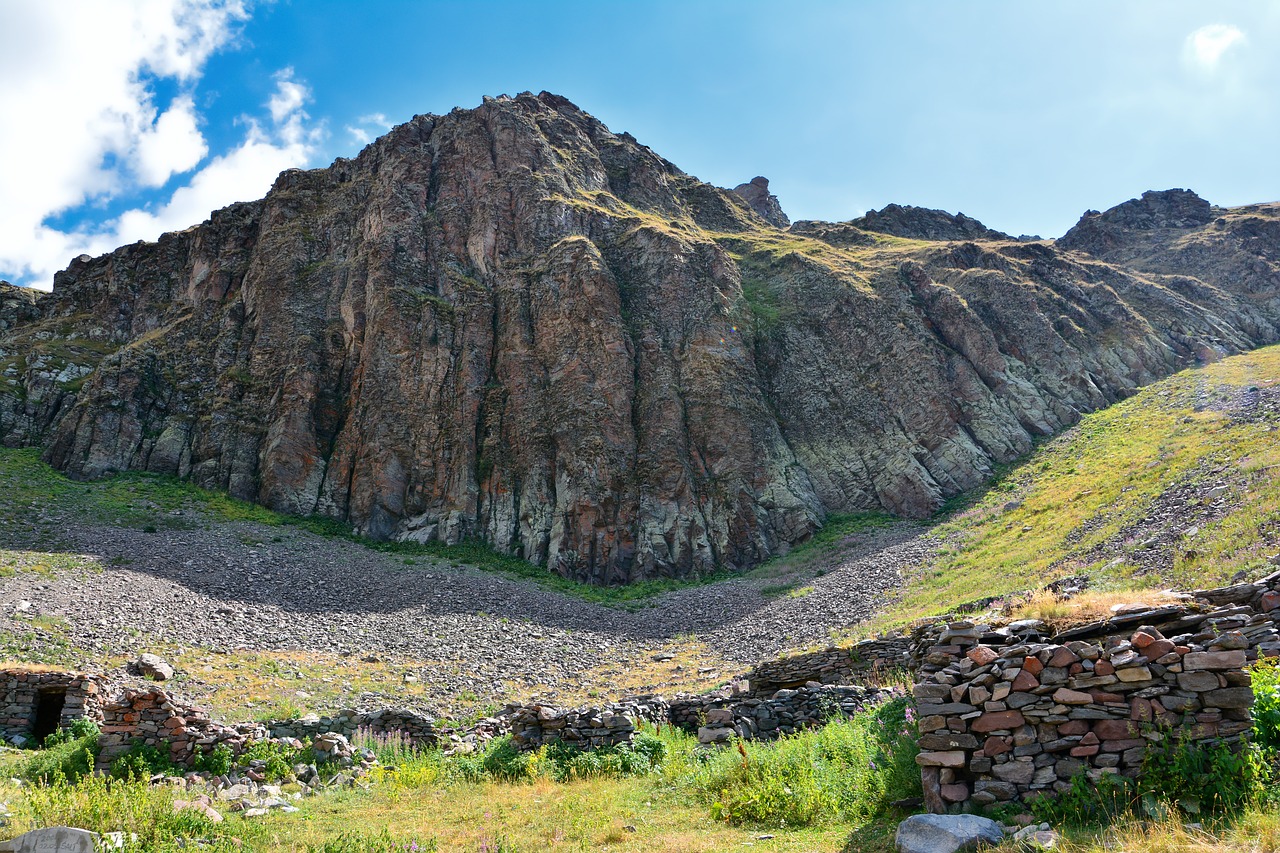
0, 669, 107, 748
95, 686, 270, 772
911, 569, 1280, 812
740, 635, 912, 695
5, 570, 1278, 819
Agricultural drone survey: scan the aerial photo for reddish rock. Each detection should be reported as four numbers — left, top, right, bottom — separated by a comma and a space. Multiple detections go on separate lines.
983, 736, 1013, 757
1090, 690, 1125, 704
1058, 720, 1088, 736
1095, 660, 1115, 676
1023, 657, 1045, 676
1261, 590, 1280, 612
1048, 647, 1081, 668
1052, 688, 1093, 705
1011, 669, 1040, 692
940, 783, 970, 803
967, 646, 999, 666
1130, 697, 1154, 722
972, 710, 1026, 733
1070, 745, 1100, 757
1130, 631, 1157, 649
1144, 639, 1176, 659
1093, 719, 1139, 740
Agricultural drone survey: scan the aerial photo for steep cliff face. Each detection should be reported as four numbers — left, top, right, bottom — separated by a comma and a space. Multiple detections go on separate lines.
3, 93, 1280, 583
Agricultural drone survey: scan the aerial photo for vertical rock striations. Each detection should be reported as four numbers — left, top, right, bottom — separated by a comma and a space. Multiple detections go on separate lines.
2, 94, 1280, 583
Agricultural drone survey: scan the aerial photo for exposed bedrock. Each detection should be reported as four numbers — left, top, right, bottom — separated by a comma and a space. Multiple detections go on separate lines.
3, 94, 1280, 583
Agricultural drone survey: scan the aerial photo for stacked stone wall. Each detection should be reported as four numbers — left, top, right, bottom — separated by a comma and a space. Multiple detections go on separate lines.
0, 669, 108, 746
95, 687, 268, 772
742, 636, 912, 695
267, 707, 442, 747
913, 620, 1268, 812
508, 696, 668, 751
670, 684, 892, 744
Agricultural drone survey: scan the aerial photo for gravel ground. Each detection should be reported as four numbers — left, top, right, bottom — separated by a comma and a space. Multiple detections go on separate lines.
0, 512, 927, 709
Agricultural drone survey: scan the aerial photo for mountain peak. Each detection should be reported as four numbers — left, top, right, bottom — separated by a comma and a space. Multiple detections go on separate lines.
847, 204, 1012, 242
731, 176, 790, 228
1059, 189, 1215, 256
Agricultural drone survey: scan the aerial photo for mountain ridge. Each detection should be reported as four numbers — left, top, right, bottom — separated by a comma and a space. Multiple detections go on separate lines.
2, 91, 1279, 584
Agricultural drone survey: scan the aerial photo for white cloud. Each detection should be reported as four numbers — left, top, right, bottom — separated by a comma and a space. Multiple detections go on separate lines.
0, 1, 322, 290
134, 96, 209, 187
1184, 23, 1246, 72
114, 76, 323, 244
346, 112, 392, 146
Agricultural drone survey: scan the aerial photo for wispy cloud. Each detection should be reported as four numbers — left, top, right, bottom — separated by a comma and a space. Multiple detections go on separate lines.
346, 112, 392, 146
1184, 23, 1246, 72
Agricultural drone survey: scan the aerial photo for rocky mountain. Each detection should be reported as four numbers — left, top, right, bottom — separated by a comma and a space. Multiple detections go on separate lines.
2, 92, 1280, 584
731, 177, 790, 228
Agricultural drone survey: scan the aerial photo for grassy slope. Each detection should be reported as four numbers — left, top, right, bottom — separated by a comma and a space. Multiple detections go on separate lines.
859, 343, 1280, 632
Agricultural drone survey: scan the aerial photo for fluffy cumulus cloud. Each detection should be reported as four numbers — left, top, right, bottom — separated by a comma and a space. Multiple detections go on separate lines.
1184, 23, 1247, 72
0, 1, 322, 289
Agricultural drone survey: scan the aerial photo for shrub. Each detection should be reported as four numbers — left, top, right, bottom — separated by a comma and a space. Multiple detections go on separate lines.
110, 740, 177, 780
240, 738, 309, 780
680, 696, 921, 828
541, 734, 666, 782
17, 773, 249, 851
479, 735, 533, 782
1029, 772, 1134, 826
1253, 659, 1280, 755
24, 720, 100, 783
193, 742, 234, 775
1139, 729, 1268, 815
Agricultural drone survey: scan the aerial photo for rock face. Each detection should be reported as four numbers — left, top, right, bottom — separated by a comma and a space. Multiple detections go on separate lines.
3, 93, 1280, 584
1059, 189, 1215, 256
847, 203, 1014, 242
731, 176, 790, 228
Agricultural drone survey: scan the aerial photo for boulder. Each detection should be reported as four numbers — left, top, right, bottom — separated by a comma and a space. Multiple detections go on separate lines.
133, 653, 174, 681
895, 814, 1004, 853
0, 827, 97, 853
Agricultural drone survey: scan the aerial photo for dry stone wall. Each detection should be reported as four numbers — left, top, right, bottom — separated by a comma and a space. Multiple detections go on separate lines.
267, 707, 442, 748
741, 636, 912, 695
96, 687, 269, 772
0, 669, 107, 747
912, 567, 1280, 815
671, 684, 892, 744
509, 697, 667, 751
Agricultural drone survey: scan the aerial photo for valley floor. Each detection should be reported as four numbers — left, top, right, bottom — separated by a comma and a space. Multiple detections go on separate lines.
0, 452, 926, 719
5, 346, 1280, 851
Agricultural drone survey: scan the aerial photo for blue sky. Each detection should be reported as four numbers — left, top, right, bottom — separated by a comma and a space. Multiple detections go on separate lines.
2, 0, 1279, 288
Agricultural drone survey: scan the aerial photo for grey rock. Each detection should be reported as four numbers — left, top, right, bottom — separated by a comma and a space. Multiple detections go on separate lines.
895, 814, 1004, 853
1, 827, 97, 853
133, 653, 174, 681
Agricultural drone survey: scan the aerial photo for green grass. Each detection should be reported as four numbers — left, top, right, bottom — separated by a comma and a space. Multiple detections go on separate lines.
1, 701, 917, 853
865, 344, 1280, 629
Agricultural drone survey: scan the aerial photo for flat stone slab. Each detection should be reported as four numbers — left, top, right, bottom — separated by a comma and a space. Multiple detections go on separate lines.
0, 827, 98, 853
896, 813, 1004, 853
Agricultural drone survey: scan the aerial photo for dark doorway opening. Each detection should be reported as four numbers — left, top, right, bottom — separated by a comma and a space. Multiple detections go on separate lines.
32, 689, 66, 746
